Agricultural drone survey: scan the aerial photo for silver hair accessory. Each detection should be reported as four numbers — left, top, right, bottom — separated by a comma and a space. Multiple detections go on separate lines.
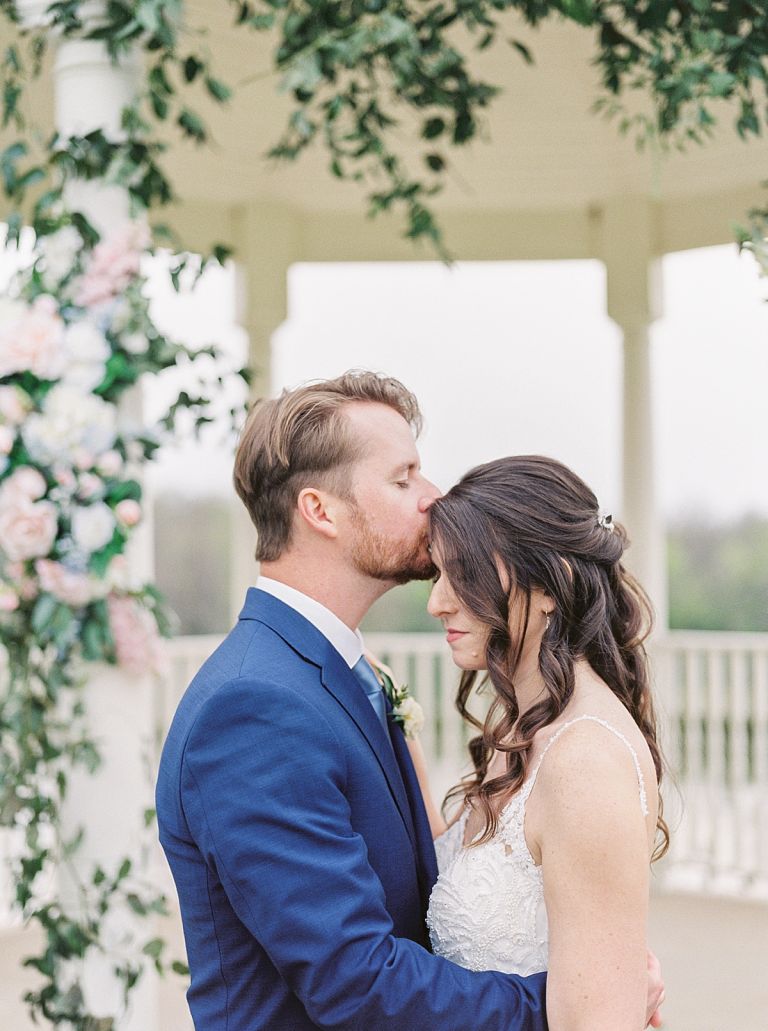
597, 512, 615, 532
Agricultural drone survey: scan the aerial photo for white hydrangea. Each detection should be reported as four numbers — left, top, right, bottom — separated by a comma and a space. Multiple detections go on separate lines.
22, 384, 117, 466
71, 502, 115, 554
40, 226, 82, 287
61, 320, 110, 392
122, 332, 149, 355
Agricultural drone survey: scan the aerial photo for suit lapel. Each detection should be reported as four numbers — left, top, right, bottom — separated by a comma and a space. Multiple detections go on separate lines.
318, 647, 417, 853
241, 589, 418, 855
387, 716, 439, 906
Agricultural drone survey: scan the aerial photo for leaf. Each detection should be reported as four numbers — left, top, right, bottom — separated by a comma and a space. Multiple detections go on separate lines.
31, 593, 59, 634
558, 0, 596, 27
425, 153, 445, 171
205, 77, 232, 103
279, 52, 323, 95
183, 56, 203, 83
510, 39, 534, 65
142, 938, 165, 959
177, 108, 206, 142
422, 117, 445, 139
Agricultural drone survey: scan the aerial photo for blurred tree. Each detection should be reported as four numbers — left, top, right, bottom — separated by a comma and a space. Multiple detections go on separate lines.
668, 515, 768, 631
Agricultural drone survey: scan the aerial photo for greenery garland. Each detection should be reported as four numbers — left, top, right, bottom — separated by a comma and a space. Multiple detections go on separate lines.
0, 4, 249, 1026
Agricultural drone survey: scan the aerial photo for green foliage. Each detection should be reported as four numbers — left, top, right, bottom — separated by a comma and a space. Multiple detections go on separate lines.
6, 0, 768, 255
668, 515, 768, 632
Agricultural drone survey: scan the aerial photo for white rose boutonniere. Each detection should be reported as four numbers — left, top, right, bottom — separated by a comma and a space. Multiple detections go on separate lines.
367, 658, 425, 740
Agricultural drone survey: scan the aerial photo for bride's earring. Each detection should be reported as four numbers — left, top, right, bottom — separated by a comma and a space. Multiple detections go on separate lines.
545, 612, 551, 631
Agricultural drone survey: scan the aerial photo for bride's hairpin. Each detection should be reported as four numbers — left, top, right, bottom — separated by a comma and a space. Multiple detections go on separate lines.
597, 512, 614, 533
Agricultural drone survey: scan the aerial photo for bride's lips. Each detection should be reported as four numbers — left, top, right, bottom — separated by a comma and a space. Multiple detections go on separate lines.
446, 629, 468, 644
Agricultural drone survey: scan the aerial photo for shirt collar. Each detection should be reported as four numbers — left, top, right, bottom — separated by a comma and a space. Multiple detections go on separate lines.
256, 576, 364, 669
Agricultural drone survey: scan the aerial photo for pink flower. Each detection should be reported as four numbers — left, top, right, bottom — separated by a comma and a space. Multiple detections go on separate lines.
3, 561, 39, 601
0, 585, 19, 612
77, 473, 104, 500
74, 222, 149, 308
0, 425, 14, 456
35, 559, 96, 607
107, 593, 167, 676
0, 296, 66, 380
0, 385, 30, 425
115, 498, 141, 527
0, 498, 58, 561
54, 466, 76, 490
0, 466, 47, 503
72, 448, 96, 471
97, 450, 123, 477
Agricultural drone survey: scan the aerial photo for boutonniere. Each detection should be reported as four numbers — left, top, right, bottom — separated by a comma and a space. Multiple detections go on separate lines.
367, 657, 425, 740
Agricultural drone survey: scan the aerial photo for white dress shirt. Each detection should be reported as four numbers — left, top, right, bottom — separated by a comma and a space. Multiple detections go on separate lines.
256, 576, 365, 669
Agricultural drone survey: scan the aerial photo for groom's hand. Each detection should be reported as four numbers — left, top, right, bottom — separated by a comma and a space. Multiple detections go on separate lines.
645, 949, 665, 1027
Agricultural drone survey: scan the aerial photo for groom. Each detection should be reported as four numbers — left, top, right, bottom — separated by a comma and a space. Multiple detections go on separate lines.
156, 371, 661, 1030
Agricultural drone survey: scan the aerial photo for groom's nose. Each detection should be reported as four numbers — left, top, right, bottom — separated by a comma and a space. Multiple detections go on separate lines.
418, 479, 442, 512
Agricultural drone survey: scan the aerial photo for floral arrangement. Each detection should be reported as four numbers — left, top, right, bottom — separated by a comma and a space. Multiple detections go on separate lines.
0, 205, 247, 1025
0, 216, 191, 670
368, 657, 425, 740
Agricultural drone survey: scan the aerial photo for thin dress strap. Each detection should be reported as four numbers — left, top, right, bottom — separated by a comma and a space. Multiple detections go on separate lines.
526, 714, 649, 816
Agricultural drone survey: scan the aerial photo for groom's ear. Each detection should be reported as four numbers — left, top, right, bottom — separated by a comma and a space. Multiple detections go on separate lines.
296, 486, 339, 541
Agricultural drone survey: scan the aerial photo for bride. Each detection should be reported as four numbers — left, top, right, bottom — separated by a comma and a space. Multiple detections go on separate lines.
411, 455, 668, 1030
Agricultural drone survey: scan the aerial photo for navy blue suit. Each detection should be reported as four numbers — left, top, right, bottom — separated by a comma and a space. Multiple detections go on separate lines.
156, 588, 547, 1029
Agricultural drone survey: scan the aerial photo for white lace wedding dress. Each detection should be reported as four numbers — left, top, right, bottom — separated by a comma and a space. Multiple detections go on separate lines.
426, 715, 649, 976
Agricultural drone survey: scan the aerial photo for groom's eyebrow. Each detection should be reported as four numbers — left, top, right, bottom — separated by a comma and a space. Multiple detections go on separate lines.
390, 461, 419, 477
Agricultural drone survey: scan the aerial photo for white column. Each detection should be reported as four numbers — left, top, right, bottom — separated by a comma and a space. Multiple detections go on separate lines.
17, 4, 159, 1025
601, 197, 668, 629
228, 202, 298, 621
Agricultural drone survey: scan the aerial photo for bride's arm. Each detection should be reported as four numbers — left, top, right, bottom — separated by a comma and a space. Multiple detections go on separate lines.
531, 723, 652, 1030
406, 735, 448, 839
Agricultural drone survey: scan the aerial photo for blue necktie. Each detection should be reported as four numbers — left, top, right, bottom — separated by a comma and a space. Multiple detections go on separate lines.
352, 656, 389, 732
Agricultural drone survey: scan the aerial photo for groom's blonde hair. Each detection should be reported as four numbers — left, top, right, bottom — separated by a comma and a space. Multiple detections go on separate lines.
233, 370, 422, 562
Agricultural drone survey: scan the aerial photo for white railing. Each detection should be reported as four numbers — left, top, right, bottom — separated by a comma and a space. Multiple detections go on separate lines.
159, 628, 768, 901
2, 629, 767, 932
651, 632, 768, 898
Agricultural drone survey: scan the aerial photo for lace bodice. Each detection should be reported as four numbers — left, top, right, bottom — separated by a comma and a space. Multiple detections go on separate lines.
426, 715, 649, 976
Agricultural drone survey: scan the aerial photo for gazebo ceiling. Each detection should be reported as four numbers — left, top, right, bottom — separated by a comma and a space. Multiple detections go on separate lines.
6, 3, 768, 237
157, 2, 768, 215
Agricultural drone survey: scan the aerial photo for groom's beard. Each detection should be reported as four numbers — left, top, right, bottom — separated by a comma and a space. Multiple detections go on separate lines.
349, 506, 436, 585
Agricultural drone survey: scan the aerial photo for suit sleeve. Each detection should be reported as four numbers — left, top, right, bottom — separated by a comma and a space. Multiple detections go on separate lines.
181, 677, 547, 1031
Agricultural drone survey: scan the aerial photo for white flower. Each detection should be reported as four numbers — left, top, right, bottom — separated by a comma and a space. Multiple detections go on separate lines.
64, 319, 110, 365
122, 331, 149, 355
40, 225, 82, 286
71, 502, 115, 553
61, 319, 110, 392
22, 385, 116, 465
97, 450, 123, 477
393, 696, 425, 740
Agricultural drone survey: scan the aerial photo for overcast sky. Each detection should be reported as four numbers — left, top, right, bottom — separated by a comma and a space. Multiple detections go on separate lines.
2, 230, 766, 523
144, 243, 768, 524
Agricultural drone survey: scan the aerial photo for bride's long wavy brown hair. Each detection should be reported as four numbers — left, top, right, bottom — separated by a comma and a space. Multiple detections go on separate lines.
429, 455, 669, 861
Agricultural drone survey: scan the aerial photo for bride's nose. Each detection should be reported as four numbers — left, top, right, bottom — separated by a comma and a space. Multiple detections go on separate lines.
427, 578, 453, 619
